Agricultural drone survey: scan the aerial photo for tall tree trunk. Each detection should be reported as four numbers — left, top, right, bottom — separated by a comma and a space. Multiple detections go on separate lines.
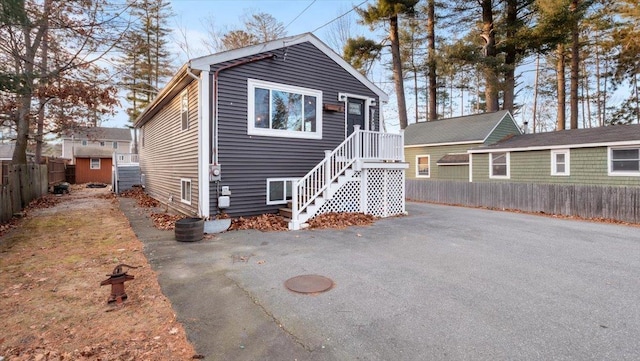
389, 14, 408, 129
569, 0, 579, 129
35, 0, 51, 163
481, 0, 499, 112
427, 0, 437, 120
556, 43, 566, 130
502, 0, 517, 112
594, 28, 602, 126
635, 74, 639, 124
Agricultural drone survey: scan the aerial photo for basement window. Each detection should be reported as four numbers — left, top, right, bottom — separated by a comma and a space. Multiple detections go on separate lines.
248, 79, 322, 139
266, 178, 296, 205
181, 178, 192, 204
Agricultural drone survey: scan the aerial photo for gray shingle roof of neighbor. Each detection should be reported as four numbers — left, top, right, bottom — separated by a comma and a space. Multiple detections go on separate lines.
404, 110, 512, 146
74, 147, 115, 158
470, 123, 640, 152
61, 127, 131, 141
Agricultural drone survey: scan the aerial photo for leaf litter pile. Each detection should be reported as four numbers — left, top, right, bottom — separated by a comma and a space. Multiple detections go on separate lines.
307, 212, 376, 229
0, 187, 196, 360
120, 187, 159, 208
229, 214, 289, 231
120, 187, 185, 230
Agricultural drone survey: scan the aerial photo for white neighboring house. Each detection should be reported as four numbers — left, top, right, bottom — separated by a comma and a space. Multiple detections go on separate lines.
60, 127, 133, 164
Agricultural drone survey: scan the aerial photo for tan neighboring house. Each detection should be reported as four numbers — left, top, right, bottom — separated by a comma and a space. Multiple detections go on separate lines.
61, 127, 132, 164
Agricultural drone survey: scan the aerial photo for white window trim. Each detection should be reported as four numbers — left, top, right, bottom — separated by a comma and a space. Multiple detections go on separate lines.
415, 155, 430, 178
180, 178, 192, 205
608, 146, 640, 176
90, 158, 100, 170
247, 79, 322, 140
266, 178, 298, 205
489, 152, 510, 179
551, 149, 570, 176
181, 90, 189, 131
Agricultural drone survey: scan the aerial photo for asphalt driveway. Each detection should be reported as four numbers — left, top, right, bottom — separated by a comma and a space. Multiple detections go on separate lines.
120, 199, 640, 361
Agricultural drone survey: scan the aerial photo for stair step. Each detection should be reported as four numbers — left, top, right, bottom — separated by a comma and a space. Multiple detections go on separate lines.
279, 207, 293, 219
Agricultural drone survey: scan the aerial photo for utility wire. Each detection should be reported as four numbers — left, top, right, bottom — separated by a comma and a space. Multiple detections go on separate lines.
310, 0, 370, 33
284, 0, 317, 31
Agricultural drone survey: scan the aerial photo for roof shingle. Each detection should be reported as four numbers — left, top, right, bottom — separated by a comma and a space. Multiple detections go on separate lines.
404, 110, 512, 146
61, 127, 131, 142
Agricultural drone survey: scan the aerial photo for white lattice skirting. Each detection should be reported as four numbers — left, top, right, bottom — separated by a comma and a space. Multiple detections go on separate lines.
315, 168, 405, 218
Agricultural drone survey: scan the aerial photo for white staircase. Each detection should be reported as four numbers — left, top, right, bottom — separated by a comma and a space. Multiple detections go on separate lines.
288, 126, 405, 230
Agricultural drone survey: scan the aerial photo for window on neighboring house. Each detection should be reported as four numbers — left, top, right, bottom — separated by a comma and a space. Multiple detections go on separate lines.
112, 141, 118, 149
415, 155, 430, 178
99, 141, 105, 147
266, 178, 295, 205
181, 179, 192, 204
90, 158, 100, 169
81, 140, 88, 146
248, 79, 322, 139
490, 152, 510, 178
551, 149, 570, 176
181, 91, 189, 131
609, 147, 640, 176
117, 154, 125, 162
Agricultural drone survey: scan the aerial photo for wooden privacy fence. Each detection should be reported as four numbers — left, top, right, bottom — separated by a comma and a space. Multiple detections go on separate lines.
406, 179, 640, 224
0, 164, 48, 223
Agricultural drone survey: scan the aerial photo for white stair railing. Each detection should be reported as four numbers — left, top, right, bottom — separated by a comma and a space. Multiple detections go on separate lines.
290, 126, 404, 229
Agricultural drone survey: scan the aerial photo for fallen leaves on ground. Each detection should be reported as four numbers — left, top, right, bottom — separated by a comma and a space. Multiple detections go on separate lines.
229, 214, 289, 231
120, 187, 160, 208
307, 212, 376, 229
0, 187, 196, 360
26, 194, 61, 210
151, 213, 185, 230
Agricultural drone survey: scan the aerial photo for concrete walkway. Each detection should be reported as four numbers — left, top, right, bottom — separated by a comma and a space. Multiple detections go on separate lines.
120, 198, 640, 361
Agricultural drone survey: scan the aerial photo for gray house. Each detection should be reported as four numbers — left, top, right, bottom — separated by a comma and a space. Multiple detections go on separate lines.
404, 111, 522, 181
135, 33, 407, 229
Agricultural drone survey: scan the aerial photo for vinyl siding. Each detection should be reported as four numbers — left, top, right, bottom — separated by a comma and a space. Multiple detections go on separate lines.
485, 113, 521, 145
473, 147, 640, 186
405, 144, 473, 181
140, 80, 200, 216
211, 42, 380, 216
62, 139, 132, 161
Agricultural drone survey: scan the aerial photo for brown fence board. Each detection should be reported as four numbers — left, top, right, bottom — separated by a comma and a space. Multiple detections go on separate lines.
406, 180, 640, 224
0, 163, 49, 223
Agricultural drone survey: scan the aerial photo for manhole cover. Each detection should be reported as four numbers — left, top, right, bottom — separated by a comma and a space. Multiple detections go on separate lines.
284, 275, 334, 294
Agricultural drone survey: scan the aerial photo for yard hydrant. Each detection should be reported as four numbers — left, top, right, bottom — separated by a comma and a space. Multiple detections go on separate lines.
100, 264, 138, 304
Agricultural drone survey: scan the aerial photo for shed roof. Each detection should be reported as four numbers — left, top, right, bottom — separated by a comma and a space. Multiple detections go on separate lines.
61, 127, 131, 141
74, 147, 115, 158
469, 123, 640, 153
404, 110, 513, 146
437, 154, 470, 164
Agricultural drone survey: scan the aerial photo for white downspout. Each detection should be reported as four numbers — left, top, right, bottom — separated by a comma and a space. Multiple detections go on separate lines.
187, 64, 210, 219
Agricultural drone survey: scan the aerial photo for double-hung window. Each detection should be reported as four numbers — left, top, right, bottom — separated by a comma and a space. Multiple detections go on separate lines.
90, 158, 100, 170
551, 149, 570, 176
415, 155, 430, 178
609, 147, 640, 176
248, 79, 322, 139
490, 152, 510, 178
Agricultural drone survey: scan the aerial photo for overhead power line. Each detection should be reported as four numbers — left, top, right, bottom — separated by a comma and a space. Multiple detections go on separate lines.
284, 0, 317, 31
311, 0, 370, 33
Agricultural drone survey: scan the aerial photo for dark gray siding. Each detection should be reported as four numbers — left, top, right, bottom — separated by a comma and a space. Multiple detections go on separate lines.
210, 42, 380, 216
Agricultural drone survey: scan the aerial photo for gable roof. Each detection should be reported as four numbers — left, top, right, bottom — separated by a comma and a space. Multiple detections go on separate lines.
404, 110, 514, 147
61, 127, 131, 142
136, 33, 388, 127
190, 33, 388, 102
469, 123, 640, 153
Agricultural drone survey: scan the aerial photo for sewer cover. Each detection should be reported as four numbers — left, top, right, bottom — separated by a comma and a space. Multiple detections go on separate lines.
284, 275, 334, 294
